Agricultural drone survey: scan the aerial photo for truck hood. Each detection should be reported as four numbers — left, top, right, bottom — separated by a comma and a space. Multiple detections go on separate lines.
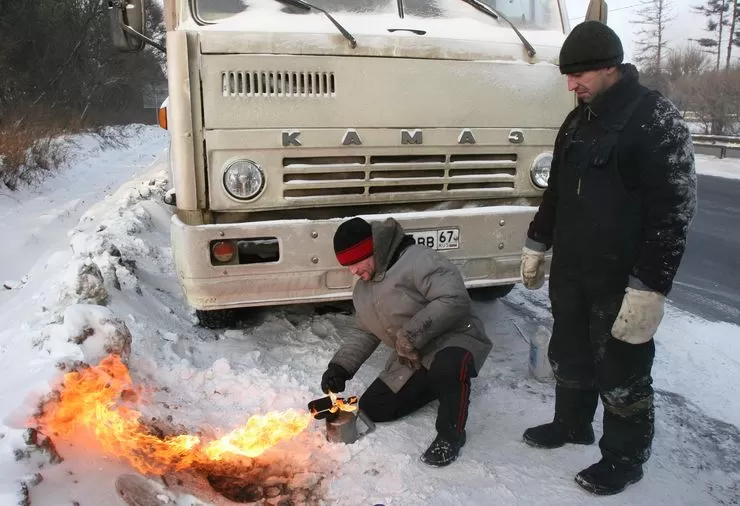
187, 10, 565, 62
200, 53, 573, 130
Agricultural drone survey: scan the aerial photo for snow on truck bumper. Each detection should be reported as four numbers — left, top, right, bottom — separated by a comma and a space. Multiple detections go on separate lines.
171, 206, 540, 310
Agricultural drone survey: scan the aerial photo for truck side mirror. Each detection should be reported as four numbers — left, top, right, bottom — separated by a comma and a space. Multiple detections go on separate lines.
108, 0, 146, 52
584, 0, 608, 23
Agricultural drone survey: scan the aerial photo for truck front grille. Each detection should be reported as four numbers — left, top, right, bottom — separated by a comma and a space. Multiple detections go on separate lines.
282, 153, 517, 202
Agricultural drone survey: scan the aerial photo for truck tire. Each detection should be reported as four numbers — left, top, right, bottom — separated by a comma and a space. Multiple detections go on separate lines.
196, 308, 239, 329
469, 284, 515, 301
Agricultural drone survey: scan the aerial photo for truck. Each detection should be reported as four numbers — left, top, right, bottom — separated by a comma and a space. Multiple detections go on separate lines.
109, 0, 608, 327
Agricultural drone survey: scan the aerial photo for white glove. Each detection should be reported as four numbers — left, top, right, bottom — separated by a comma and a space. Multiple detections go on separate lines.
520, 246, 546, 290
611, 287, 666, 344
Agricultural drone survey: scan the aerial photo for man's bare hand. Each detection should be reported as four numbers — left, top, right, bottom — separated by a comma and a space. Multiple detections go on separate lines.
399, 356, 422, 370
395, 330, 421, 369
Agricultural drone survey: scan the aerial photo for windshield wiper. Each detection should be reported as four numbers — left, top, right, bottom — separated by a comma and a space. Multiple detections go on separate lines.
460, 0, 536, 58
275, 0, 357, 48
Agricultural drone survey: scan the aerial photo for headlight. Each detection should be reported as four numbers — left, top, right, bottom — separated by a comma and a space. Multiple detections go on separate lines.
530, 153, 553, 189
223, 159, 265, 200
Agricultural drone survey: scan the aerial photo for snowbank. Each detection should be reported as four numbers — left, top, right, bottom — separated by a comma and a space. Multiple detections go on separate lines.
0, 126, 738, 505
695, 154, 740, 180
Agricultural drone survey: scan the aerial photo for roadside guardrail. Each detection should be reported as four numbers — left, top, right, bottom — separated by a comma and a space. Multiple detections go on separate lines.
691, 134, 740, 159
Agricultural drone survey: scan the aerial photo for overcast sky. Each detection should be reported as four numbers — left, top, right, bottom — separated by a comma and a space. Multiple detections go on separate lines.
565, 0, 713, 62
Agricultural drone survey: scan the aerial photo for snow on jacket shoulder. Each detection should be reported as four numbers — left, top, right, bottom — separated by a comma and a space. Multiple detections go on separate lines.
629, 92, 697, 293
527, 64, 697, 294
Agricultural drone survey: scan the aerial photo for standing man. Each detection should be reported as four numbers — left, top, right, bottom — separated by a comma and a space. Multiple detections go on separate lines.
520, 21, 697, 495
320, 216, 492, 466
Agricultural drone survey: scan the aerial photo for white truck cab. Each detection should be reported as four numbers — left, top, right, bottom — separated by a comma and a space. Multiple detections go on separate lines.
110, 0, 608, 326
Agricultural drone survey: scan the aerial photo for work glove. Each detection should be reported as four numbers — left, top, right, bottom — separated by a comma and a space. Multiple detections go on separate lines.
320, 363, 350, 394
520, 246, 546, 290
395, 330, 421, 370
611, 287, 666, 344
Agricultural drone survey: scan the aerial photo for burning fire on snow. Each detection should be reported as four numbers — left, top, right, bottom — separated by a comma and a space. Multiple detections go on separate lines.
327, 392, 358, 413
33, 355, 312, 475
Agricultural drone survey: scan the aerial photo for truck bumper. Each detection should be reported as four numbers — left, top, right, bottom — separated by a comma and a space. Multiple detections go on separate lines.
171, 206, 546, 309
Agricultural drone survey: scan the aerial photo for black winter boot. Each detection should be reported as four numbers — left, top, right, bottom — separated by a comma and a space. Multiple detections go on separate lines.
575, 458, 644, 495
522, 421, 595, 449
421, 432, 466, 467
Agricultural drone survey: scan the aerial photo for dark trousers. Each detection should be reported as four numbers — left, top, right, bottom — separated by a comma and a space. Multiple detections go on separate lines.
549, 275, 655, 466
358, 347, 477, 441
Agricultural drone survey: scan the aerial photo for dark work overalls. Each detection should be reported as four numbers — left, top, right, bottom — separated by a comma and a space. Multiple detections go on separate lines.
548, 89, 656, 467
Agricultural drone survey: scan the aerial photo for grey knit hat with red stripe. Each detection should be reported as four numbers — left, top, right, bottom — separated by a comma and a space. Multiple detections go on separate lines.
559, 21, 623, 75
334, 217, 374, 266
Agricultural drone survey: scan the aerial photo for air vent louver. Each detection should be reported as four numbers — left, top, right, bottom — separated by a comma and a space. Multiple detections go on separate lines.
221, 71, 335, 97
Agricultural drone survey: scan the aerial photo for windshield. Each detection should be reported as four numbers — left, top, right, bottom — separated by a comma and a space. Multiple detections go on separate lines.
193, 0, 561, 31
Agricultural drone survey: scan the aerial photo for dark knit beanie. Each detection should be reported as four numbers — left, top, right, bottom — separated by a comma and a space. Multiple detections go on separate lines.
333, 217, 374, 266
559, 21, 623, 75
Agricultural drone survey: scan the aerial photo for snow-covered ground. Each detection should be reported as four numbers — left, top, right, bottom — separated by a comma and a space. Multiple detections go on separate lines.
695, 154, 740, 180
0, 128, 738, 505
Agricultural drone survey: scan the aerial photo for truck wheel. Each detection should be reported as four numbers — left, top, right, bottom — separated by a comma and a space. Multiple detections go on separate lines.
469, 284, 515, 301
196, 308, 239, 329
314, 301, 354, 315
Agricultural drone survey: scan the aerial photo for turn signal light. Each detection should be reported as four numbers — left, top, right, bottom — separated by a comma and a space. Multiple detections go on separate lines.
211, 241, 235, 263
157, 106, 168, 130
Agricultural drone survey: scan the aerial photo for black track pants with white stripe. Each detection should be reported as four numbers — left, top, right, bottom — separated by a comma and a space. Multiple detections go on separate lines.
359, 347, 477, 442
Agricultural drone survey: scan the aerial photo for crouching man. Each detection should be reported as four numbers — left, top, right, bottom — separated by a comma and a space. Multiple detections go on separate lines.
320, 217, 492, 466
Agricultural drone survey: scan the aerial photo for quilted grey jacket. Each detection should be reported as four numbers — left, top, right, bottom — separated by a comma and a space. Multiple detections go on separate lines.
329, 218, 492, 393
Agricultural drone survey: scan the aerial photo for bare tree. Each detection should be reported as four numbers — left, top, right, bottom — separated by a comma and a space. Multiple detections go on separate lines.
693, 0, 731, 70
727, 0, 740, 68
0, 0, 165, 127
665, 44, 709, 114
687, 69, 740, 133
633, 0, 674, 73
0, 0, 166, 189
666, 44, 709, 79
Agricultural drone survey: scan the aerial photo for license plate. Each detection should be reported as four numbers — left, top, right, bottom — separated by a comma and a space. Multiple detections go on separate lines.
410, 228, 460, 250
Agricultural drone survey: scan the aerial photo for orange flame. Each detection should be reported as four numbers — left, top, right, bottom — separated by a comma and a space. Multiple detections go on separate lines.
34, 355, 311, 475
328, 391, 358, 414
